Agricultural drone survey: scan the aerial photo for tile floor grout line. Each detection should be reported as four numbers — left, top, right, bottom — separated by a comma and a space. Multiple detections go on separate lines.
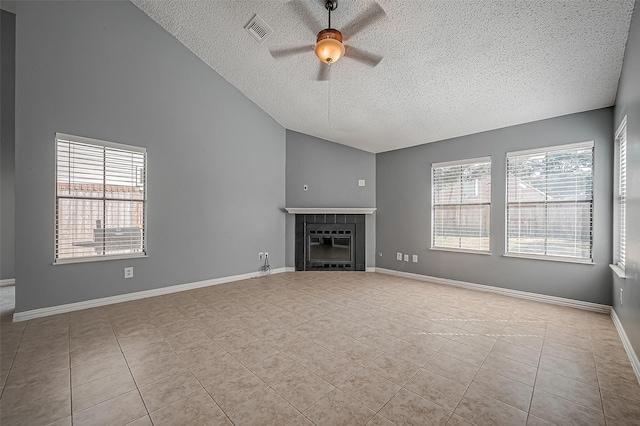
0, 316, 27, 401
447, 324, 501, 424
112, 310, 152, 426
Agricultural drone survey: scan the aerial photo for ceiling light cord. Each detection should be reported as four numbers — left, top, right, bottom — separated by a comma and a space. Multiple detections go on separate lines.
328, 76, 332, 128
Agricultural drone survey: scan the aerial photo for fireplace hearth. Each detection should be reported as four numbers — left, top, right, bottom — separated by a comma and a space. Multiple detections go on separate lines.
295, 214, 365, 271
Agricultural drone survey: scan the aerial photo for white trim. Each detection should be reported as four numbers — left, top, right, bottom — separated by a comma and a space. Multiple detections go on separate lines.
432, 156, 491, 168
53, 254, 148, 265
610, 264, 626, 279
56, 133, 147, 153
366, 267, 376, 272
285, 208, 376, 215
430, 247, 491, 256
611, 308, 640, 385
615, 116, 628, 140
375, 268, 610, 313
506, 140, 594, 157
0, 279, 15, 287
503, 253, 594, 265
12, 268, 288, 322
284, 267, 296, 272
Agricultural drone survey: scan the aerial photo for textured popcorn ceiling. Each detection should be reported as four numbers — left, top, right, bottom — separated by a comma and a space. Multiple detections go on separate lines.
132, 0, 635, 153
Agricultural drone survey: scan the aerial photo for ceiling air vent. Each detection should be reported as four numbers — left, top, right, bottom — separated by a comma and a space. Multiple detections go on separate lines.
245, 15, 273, 43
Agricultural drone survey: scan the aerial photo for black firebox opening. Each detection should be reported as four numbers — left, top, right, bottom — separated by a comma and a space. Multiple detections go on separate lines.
295, 214, 365, 271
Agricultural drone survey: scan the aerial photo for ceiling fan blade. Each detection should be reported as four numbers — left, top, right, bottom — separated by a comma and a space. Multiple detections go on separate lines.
287, 0, 322, 36
345, 46, 383, 67
270, 45, 314, 59
341, 1, 386, 40
317, 63, 331, 81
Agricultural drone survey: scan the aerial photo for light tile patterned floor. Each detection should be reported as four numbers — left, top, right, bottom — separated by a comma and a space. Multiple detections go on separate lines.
1, 272, 639, 426
0, 286, 15, 317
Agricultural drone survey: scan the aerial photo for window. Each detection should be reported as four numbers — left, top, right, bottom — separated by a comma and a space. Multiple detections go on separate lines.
614, 117, 627, 271
506, 142, 593, 262
432, 157, 491, 252
55, 133, 147, 263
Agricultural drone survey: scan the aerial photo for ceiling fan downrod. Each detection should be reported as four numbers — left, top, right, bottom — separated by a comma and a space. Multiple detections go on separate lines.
326, 0, 338, 28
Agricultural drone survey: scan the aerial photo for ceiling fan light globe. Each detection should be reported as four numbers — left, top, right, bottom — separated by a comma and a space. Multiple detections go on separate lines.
315, 29, 345, 64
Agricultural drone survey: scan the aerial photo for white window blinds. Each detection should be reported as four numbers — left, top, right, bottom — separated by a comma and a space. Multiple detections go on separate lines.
615, 118, 627, 269
506, 142, 593, 261
55, 134, 147, 263
432, 157, 491, 252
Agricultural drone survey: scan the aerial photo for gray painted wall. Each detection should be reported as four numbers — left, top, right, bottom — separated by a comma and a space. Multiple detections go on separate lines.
285, 130, 376, 268
376, 108, 613, 305
14, 1, 285, 312
613, 0, 640, 363
1, 10, 15, 280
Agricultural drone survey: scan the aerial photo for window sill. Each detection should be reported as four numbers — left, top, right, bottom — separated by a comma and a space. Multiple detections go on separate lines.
53, 253, 148, 265
430, 247, 491, 256
610, 264, 626, 279
503, 253, 593, 265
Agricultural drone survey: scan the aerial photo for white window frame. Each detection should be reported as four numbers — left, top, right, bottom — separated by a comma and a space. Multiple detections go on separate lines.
611, 117, 627, 278
431, 156, 492, 254
54, 133, 148, 264
504, 141, 594, 264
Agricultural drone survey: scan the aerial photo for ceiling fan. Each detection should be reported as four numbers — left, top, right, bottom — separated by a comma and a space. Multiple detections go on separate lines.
270, 0, 386, 81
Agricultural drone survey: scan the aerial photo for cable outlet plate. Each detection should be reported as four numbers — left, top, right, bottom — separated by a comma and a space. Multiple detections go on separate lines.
259, 252, 264, 260
403, 254, 409, 262
396, 252, 402, 261
124, 267, 133, 279
412, 255, 418, 263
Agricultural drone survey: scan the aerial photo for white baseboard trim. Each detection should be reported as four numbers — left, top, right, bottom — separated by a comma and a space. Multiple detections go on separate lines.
375, 268, 611, 314
0, 278, 15, 287
366, 267, 376, 273
13, 267, 289, 322
610, 308, 640, 385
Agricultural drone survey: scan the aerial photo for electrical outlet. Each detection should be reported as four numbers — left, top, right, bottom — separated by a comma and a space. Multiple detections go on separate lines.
620, 288, 624, 305
412, 254, 418, 263
265, 252, 269, 258
259, 252, 264, 260
124, 267, 133, 279
396, 252, 402, 261
358, 180, 366, 187
403, 254, 409, 262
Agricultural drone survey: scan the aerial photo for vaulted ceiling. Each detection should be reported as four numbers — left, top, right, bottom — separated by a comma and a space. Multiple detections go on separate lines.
133, 0, 635, 153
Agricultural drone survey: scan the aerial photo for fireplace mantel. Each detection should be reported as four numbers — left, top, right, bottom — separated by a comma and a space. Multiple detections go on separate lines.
285, 208, 376, 215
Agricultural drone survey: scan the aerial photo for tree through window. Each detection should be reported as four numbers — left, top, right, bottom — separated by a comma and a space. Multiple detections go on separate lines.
506, 142, 593, 261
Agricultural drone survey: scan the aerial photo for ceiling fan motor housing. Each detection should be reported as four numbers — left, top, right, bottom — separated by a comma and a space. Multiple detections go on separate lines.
315, 28, 345, 64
